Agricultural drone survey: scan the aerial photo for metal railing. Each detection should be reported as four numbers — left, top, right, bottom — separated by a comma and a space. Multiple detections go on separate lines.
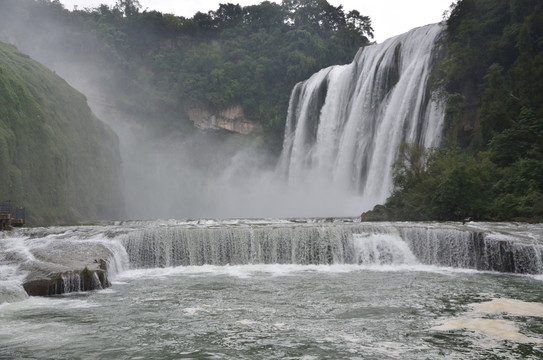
12, 207, 25, 220
0, 200, 11, 215
0, 200, 25, 219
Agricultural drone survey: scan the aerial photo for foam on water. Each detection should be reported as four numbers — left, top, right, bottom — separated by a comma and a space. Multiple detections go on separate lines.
433, 298, 543, 344
352, 232, 418, 265
115, 262, 496, 283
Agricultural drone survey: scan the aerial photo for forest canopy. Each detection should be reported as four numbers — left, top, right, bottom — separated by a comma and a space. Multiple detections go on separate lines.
0, 0, 373, 149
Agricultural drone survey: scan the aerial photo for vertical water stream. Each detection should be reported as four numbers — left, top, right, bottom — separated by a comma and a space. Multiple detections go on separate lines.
277, 24, 445, 211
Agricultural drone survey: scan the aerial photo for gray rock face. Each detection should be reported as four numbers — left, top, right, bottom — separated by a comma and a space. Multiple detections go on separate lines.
187, 106, 263, 135
22, 262, 110, 296
19, 239, 116, 296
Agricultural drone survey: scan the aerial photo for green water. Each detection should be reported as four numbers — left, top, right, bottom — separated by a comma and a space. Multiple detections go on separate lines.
1, 264, 543, 359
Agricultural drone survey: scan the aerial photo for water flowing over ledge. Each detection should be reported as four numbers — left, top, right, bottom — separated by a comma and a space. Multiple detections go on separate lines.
277, 24, 445, 213
1, 219, 542, 303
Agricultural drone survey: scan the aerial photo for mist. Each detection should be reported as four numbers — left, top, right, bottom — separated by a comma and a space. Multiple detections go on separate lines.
88, 96, 364, 220
0, 2, 369, 220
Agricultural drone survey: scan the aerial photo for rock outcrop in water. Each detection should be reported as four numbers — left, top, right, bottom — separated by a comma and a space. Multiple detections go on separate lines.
23, 261, 109, 296
0, 228, 127, 299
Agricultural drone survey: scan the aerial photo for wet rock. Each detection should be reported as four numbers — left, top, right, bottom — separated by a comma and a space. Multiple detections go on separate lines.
22, 262, 110, 296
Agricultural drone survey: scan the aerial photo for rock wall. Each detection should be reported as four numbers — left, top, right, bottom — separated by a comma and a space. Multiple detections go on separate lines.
187, 106, 263, 135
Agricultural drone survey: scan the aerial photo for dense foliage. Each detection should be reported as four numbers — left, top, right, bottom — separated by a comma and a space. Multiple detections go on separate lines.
0, 0, 372, 150
364, 0, 543, 222
0, 41, 124, 225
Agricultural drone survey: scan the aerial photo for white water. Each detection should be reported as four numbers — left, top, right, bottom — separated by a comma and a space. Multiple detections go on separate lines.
352, 233, 418, 265
277, 24, 445, 213
0, 236, 31, 303
1, 220, 543, 359
2, 219, 543, 305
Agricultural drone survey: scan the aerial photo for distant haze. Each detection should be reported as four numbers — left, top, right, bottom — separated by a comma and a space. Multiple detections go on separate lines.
60, 0, 454, 43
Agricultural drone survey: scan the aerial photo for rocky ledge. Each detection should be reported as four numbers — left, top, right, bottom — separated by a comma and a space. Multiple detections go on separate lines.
187, 105, 263, 135
18, 240, 116, 296
22, 260, 110, 296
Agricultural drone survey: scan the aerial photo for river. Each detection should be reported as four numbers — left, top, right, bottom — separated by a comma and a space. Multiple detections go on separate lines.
1, 219, 543, 359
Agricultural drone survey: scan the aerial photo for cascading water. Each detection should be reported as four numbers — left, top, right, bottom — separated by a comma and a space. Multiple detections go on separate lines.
2, 220, 543, 359
277, 24, 445, 212
352, 233, 418, 265
117, 220, 543, 274
400, 225, 543, 273
2, 220, 543, 304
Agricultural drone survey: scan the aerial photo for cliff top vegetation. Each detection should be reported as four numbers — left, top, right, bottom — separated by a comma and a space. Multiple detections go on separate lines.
364, 0, 543, 222
0, 0, 374, 151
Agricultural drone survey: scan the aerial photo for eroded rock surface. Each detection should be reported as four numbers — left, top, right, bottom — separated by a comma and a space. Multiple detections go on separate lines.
188, 106, 263, 135
19, 240, 115, 296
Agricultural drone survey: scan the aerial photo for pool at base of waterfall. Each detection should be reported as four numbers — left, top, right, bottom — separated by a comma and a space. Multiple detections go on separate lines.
1, 219, 543, 359
1, 264, 543, 359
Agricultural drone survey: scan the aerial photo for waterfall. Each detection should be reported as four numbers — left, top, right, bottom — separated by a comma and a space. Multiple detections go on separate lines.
352, 233, 418, 265
120, 222, 422, 268
121, 225, 360, 267
118, 221, 543, 275
119, 221, 543, 274
400, 226, 543, 274
2, 221, 543, 302
277, 24, 445, 212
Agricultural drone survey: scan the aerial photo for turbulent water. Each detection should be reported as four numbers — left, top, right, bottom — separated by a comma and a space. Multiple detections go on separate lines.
1, 219, 543, 359
277, 24, 445, 213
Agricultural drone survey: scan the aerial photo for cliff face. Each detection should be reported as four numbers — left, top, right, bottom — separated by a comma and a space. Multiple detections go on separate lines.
0, 42, 124, 225
187, 106, 263, 135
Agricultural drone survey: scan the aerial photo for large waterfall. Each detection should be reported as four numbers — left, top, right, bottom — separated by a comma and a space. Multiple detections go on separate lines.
277, 24, 445, 211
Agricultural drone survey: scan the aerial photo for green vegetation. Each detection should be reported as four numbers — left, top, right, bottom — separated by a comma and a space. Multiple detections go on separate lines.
4, 0, 539, 222
0, 0, 373, 151
364, 0, 543, 222
0, 41, 124, 225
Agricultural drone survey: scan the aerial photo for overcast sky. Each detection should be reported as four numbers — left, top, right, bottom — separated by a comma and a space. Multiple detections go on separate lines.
60, 0, 454, 43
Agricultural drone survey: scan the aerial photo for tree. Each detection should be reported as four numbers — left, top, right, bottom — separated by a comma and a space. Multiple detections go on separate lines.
212, 3, 243, 29
479, 64, 513, 145
392, 142, 430, 191
115, 0, 141, 17
346, 10, 373, 39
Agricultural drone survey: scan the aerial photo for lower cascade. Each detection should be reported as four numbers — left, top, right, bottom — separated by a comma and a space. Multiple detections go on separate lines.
1, 220, 542, 302
119, 221, 543, 274
351, 233, 418, 265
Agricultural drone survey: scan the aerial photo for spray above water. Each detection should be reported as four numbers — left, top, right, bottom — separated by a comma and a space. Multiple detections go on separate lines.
92, 24, 446, 220
131, 23, 445, 219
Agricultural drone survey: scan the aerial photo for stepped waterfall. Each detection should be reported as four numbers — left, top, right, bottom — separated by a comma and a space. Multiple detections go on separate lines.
119, 221, 543, 274
2, 220, 543, 303
3, 221, 543, 359
277, 24, 445, 210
